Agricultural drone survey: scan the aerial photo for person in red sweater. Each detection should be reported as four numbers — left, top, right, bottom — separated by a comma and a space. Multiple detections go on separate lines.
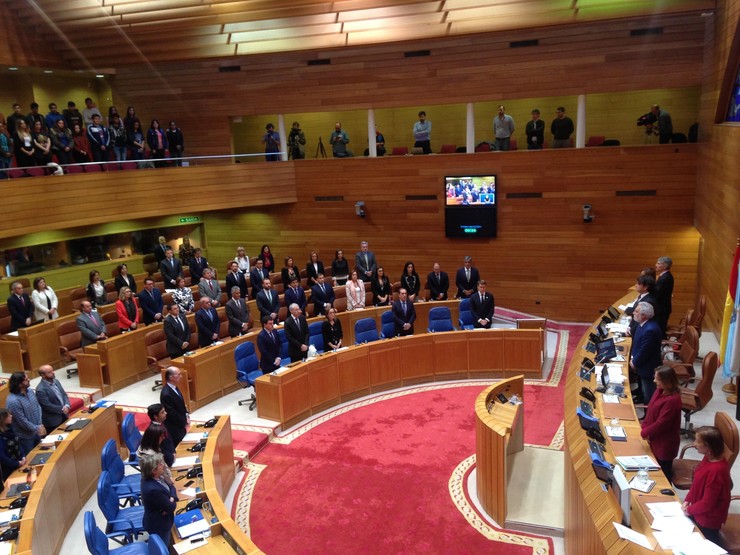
682, 426, 732, 546
640, 366, 682, 481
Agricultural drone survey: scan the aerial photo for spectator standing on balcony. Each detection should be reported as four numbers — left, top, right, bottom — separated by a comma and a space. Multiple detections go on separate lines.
493, 105, 515, 151
108, 114, 127, 163
413, 111, 432, 154
0, 121, 12, 179
13, 119, 35, 168
129, 120, 146, 161
166, 121, 184, 166
87, 114, 110, 163
262, 123, 280, 162
63, 101, 84, 131
71, 123, 90, 163
50, 119, 73, 165
147, 119, 168, 167
82, 97, 102, 127
44, 103, 64, 130
525, 109, 545, 150
123, 106, 140, 135
551, 106, 574, 148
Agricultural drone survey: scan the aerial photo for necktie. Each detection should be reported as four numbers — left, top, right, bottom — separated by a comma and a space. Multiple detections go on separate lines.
321, 285, 325, 295
19, 295, 24, 306
402, 302, 407, 314
208, 280, 213, 292
178, 316, 184, 330
364, 253, 369, 269
206, 309, 213, 321
268, 291, 272, 303
269, 331, 274, 342
466, 269, 470, 281
480, 294, 484, 303
88, 312, 98, 330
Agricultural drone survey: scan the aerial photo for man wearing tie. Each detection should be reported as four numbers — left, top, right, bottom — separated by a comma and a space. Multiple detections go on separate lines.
392, 288, 417, 336
160, 248, 183, 289
7, 281, 34, 331
455, 256, 481, 299
311, 274, 335, 316
284, 277, 307, 315
197, 267, 222, 307
76, 300, 108, 346
250, 259, 270, 299
470, 280, 495, 329
189, 248, 208, 284
354, 241, 377, 282
256, 278, 280, 325
627, 274, 657, 336
257, 316, 282, 373
160, 367, 189, 447
427, 262, 450, 301
163, 303, 190, 358
225, 261, 248, 299
139, 278, 164, 325
35, 365, 72, 430
195, 296, 220, 348
285, 303, 309, 363
225, 287, 251, 337
154, 236, 170, 264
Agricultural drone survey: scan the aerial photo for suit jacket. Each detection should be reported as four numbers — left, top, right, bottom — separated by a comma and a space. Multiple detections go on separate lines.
284, 315, 309, 363
355, 250, 377, 281
257, 328, 282, 373
654, 271, 674, 330
392, 299, 416, 336
154, 243, 170, 264
76, 311, 106, 346
197, 279, 222, 303
139, 287, 164, 324
305, 261, 325, 286
225, 298, 250, 337
163, 314, 190, 358
225, 271, 248, 299
427, 271, 450, 301
311, 283, 335, 316
630, 319, 663, 379
628, 292, 658, 336
115, 298, 140, 330
188, 256, 208, 284
470, 292, 495, 328
160, 384, 188, 446
159, 257, 183, 288
141, 476, 178, 544
114, 274, 137, 294
35, 378, 71, 430
7, 293, 33, 331
250, 267, 270, 299
195, 306, 219, 347
256, 289, 280, 320
284, 286, 307, 314
455, 267, 481, 298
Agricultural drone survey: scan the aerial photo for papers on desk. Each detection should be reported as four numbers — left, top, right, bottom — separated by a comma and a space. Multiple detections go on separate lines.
173, 455, 201, 469
628, 475, 655, 493
607, 323, 630, 335
615, 455, 660, 471
0, 543, 11, 555
613, 522, 653, 550
175, 509, 210, 539
41, 432, 69, 445
646, 501, 684, 518
174, 534, 210, 554
179, 487, 198, 498
0, 509, 21, 526
670, 533, 728, 554
605, 426, 627, 441
602, 394, 620, 404
181, 432, 208, 444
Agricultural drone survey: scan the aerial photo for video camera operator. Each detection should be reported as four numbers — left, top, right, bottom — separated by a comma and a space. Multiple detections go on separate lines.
262, 123, 280, 162
288, 121, 306, 160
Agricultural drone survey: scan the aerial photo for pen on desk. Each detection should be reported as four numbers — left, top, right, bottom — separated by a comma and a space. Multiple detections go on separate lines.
190, 537, 205, 543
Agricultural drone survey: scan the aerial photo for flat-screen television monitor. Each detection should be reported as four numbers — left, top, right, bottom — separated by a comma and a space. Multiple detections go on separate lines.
444, 175, 497, 238
596, 337, 617, 362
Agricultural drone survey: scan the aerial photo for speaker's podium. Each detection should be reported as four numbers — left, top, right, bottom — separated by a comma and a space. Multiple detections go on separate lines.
474, 375, 564, 536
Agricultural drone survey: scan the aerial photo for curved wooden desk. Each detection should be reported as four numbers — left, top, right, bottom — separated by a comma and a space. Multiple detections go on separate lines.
474, 375, 524, 524
563, 290, 691, 554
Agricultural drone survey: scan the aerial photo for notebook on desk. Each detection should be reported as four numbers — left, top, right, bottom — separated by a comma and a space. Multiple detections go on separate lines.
174, 508, 209, 539
64, 418, 91, 431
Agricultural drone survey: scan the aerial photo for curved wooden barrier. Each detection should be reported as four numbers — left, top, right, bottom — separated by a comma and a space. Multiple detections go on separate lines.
474, 375, 524, 524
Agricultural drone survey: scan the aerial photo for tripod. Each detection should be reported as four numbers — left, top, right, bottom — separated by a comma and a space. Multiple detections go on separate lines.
315, 137, 327, 158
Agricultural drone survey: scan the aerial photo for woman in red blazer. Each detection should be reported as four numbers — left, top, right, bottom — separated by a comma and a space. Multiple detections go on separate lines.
115, 286, 140, 332
640, 365, 682, 481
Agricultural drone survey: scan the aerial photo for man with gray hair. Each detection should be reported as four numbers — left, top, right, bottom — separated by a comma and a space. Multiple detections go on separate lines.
285, 303, 309, 363
225, 286, 250, 337
197, 267, 221, 307
355, 241, 377, 282
455, 256, 481, 299
7, 281, 33, 331
630, 302, 663, 402
654, 256, 674, 333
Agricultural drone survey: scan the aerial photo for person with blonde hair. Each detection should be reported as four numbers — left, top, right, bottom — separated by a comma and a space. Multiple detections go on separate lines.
115, 286, 140, 332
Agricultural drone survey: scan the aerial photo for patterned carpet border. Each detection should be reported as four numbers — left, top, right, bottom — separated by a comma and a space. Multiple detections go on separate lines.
234, 462, 266, 535
449, 455, 552, 554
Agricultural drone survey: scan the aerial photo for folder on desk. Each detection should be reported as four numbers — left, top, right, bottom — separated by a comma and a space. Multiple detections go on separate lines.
174, 508, 210, 539
615, 455, 660, 471
64, 418, 91, 431
602, 403, 636, 421
29, 453, 51, 466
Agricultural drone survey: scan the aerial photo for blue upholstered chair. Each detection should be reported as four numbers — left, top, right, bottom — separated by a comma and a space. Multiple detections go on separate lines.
380, 310, 395, 339
308, 321, 325, 353
428, 306, 455, 333
458, 298, 475, 330
101, 439, 141, 506
96, 471, 145, 545
277, 328, 291, 365
234, 341, 263, 410
84, 511, 154, 555
121, 413, 142, 465
355, 317, 380, 344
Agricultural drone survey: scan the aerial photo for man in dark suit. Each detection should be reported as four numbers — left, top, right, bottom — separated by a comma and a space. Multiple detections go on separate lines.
139, 278, 164, 325
225, 287, 251, 337
257, 316, 282, 373
630, 302, 663, 402
225, 261, 248, 299
470, 280, 495, 328
160, 248, 183, 289
35, 365, 71, 430
654, 256, 674, 333
154, 236, 170, 265
284, 303, 309, 363
76, 300, 108, 346
197, 267, 222, 307
392, 288, 416, 336
256, 278, 280, 324
627, 274, 658, 336
188, 247, 208, 284
250, 259, 270, 299
195, 296, 220, 348
355, 240, 377, 282
284, 277, 307, 315
163, 303, 190, 358
160, 367, 189, 447
311, 274, 335, 316
427, 262, 450, 301
455, 256, 481, 299
7, 281, 33, 331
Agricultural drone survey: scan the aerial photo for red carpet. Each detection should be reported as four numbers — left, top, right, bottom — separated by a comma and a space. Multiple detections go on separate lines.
236, 324, 589, 554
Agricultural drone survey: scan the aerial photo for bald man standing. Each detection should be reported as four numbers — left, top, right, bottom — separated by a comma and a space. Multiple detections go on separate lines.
35, 365, 71, 431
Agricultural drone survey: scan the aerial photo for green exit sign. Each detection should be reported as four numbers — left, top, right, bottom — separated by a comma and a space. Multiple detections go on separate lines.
179, 216, 200, 224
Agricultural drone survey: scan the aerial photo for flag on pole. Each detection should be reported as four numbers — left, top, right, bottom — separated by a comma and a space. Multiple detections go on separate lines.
721, 241, 740, 378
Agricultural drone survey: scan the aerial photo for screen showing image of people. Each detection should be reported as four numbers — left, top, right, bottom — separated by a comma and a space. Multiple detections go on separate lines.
445, 176, 496, 206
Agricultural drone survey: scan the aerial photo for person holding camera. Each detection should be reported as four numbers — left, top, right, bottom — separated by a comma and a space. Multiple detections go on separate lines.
288, 121, 306, 160
262, 122, 280, 162
330, 121, 351, 158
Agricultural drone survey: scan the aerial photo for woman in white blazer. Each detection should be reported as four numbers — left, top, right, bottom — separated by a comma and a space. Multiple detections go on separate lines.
31, 277, 59, 321
345, 270, 366, 311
